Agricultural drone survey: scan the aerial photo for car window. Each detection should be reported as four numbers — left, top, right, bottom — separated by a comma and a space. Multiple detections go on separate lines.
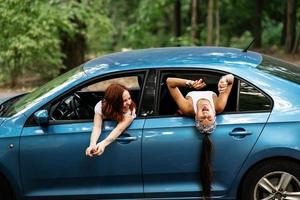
238, 81, 272, 112
157, 70, 238, 116
156, 69, 271, 117
29, 73, 145, 124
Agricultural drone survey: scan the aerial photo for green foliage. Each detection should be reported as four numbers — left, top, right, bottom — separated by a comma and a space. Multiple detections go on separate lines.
262, 16, 283, 47
0, 0, 112, 86
0, 0, 299, 87
0, 0, 69, 85
230, 31, 253, 49
125, 0, 173, 48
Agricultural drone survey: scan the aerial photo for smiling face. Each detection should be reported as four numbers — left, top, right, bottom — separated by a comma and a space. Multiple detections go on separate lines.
122, 90, 132, 112
195, 99, 216, 126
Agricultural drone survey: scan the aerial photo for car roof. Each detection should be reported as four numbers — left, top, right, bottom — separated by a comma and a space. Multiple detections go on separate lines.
83, 47, 262, 75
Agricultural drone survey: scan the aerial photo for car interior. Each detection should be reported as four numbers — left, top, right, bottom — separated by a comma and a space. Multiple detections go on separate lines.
47, 74, 144, 122
158, 71, 238, 116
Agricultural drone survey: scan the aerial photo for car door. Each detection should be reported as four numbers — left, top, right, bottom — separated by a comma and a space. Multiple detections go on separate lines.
142, 69, 272, 198
20, 73, 146, 199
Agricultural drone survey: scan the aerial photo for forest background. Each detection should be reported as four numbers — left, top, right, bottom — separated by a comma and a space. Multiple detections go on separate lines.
0, 0, 300, 93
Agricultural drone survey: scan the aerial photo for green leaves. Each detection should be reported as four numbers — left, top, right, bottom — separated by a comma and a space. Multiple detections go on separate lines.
0, 0, 112, 86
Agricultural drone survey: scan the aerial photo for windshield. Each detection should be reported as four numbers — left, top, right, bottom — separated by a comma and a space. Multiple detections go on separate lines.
258, 55, 300, 84
1, 66, 85, 117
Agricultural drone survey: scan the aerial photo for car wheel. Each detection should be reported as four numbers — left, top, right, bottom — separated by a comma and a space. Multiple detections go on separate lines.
0, 177, 14, 200
240, 159, 300, 200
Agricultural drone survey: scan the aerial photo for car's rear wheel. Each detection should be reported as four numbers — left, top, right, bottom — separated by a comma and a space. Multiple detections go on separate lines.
0, 175, 15, 200
240, 159, 300, 200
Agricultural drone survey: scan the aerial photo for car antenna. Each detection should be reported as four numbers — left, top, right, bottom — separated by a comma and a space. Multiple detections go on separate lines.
242, 38, 256, 52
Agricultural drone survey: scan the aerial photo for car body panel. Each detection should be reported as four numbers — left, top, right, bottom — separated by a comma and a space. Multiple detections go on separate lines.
0, 118, 5, 126
20, 119, 145, 199
0, 114, 28, 199
20, 119, 144, 198
83, 47, 262, 73
142, 112, 270, 198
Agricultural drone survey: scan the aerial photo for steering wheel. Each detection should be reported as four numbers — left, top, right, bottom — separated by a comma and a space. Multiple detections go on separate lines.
70, 93, 83, 118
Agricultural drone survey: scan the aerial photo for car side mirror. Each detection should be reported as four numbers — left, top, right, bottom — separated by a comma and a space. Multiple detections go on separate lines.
34, 110, 49, 126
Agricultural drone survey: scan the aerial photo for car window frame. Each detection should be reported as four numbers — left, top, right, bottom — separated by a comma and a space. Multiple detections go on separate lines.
153, 68, 237, 118
24, 69, 149, 127
152, 68, 273, 118
235, 77, 273, 113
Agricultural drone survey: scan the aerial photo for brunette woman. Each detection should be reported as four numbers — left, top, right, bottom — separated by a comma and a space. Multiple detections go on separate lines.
85, 83, 136, 157
166, 74, 234, 198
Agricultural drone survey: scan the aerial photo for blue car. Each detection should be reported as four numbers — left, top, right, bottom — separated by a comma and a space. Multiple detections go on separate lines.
0, 47, 300, 200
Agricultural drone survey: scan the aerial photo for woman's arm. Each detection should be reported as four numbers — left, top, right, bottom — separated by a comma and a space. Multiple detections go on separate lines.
215, 74, 234, 113
166, 77, 206, 89
93, 115, 134, 156
85, 113, 103, 157
166, 77, 206, 115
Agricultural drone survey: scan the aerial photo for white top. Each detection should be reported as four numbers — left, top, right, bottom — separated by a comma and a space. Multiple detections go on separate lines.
94, 100, 136, 119
186, 91, 216, 113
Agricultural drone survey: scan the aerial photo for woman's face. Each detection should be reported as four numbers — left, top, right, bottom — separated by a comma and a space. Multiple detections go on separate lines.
122, 90, 132, 110
196, 99, 216, 126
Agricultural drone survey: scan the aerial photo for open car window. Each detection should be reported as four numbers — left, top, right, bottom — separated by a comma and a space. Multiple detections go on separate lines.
157, 70, 238, 116
26, 72, 145, 126
157, 69, 271, 117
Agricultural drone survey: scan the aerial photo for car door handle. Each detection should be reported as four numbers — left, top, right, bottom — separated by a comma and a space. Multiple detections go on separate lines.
116, 136, 137, 142
229, 128, 252, 136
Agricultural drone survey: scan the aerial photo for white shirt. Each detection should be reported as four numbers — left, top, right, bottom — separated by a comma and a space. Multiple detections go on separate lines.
186, 91, 216, 113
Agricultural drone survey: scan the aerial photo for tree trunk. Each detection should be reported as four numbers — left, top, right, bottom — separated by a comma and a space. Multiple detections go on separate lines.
206, 0, 214, 45
215, 0, 220, 46
191, 0, 200, 45
60, 18, 86, 74
253, 0, 263, 48
9, 49, 22, 88
292, 31, 300, 54
281, 2, 287, 45
285, 0, 297, 53
174, 0, 181, 46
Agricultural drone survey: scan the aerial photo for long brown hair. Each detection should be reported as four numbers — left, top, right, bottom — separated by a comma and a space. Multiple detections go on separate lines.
200, 134, 213, 199
102, 83, 136, 122
195, 121, 215, 198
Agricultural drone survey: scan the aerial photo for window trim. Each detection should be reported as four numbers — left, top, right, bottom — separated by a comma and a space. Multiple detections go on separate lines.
236, 78, 273, 114
24, 69, 149, 127
151, 68, 273, 118
155, 68, 236, 118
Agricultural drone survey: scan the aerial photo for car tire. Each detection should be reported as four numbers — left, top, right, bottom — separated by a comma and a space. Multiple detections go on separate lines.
0, 176, 15, 200
239, 159, 300, 200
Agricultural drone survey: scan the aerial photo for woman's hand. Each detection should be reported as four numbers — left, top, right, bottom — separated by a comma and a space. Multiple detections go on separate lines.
218, 74, 234, 93
93, 141, 107, 156
218, 77, 228, 93
186, 79, 206, 90
86, 145, 96, 157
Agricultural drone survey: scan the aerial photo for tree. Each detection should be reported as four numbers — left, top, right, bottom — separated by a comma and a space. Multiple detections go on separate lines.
252, 0, 264, 48
0, 1, 70, 87
206, 0, 214, 45
191, 0, 200, 44
285, 0, 297, 53
215, 0, 220, 46
174, 0, 182, 44
0, 0, 112, 86
59, 0, 113, 73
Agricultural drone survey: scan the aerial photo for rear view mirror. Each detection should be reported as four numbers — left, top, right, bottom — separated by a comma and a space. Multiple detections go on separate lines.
34, 110, 49, 126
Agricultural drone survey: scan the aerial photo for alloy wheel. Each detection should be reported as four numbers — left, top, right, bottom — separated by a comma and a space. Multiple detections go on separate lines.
254, 171, 300, 200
